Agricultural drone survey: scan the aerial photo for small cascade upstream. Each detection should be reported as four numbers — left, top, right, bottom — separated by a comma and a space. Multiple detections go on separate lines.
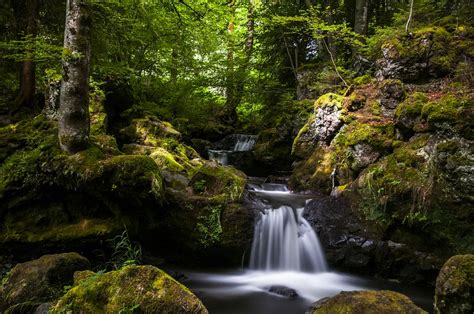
208, 134, 257, 166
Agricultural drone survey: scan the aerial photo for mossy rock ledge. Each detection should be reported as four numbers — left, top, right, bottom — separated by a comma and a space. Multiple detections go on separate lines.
51, 265, 208, 313
307, 290, 426, 314
0, 111, 251, 265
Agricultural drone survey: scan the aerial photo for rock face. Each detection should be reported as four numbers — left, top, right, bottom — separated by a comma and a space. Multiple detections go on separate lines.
51, 265, 208, 313
308, 290, 426, 314
0, 253, 90, 313
303, 196, 442, 283
291, 57, 473, 283
434, 254, 474, 314
349, 143, 380, 172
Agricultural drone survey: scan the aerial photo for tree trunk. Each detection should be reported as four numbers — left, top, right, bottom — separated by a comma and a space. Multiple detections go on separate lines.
58, 0, 91, 153
224, 0, 236, 123
354, 0, 369, 35
11, 0, 39, 110
225, 0, 255, 124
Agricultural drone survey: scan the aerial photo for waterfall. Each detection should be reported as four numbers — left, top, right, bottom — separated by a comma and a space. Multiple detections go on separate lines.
233, 135, 257, 152
248, 181, 327, 273
208, 134, 257, 165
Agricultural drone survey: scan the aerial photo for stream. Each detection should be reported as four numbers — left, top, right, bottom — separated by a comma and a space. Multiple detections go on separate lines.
172, 135, 433, 313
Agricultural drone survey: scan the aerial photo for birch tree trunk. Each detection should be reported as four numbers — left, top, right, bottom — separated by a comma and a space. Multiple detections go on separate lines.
58, 0, 91, 153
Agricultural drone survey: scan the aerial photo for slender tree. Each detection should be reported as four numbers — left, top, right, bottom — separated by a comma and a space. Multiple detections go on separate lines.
58, 0, 91, 153
11, 0, 39, 110
354, 0, 369, 35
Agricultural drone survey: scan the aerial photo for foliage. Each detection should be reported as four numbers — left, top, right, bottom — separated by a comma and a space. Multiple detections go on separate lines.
107, 228, 142, 270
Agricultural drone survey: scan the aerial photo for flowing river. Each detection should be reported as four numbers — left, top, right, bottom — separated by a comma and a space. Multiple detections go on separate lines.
171, 178, 433, 313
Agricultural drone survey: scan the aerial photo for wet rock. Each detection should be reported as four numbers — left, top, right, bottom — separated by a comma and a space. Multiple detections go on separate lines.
51, 265, 208, 313
268, 285, 299, 298
307, 290, 426, 313
0, 253, 90, 313
434, 254, 474, 314
303, 196, 443, 283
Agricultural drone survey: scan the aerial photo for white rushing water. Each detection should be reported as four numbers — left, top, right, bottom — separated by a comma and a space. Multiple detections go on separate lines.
177, 179, 432, 313
233, 134, 257, 152
249, 206, 327, 272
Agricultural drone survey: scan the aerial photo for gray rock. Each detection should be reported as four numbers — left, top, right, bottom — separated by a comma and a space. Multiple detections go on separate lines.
312, 105, 344, 144
349, 143, 380, 172
268, 285, 299, 298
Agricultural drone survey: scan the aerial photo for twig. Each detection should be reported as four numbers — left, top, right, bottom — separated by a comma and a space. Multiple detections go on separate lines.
322, 38, 348, 87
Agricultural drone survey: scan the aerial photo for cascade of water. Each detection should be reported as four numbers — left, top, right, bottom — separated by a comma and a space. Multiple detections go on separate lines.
233, 135, 257, 152
249, 205, 327, 273
208, 134, 257, 165
208, 150, 231, 165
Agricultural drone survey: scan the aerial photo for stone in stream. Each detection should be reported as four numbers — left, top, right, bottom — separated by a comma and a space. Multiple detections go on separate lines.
434, 254, 474, 314
268, 285, 299, 298
50, 265, 208, 313
306, 290, 426, 313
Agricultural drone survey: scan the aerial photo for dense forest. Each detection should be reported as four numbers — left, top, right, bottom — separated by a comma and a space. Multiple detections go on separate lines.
0, 0, 473, 313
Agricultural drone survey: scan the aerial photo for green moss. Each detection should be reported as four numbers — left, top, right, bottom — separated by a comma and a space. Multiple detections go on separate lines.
314, 93, 344, 110
421, 94, 469, 123
435, 255, 474, 314
291, 122, 311, 156
312, 290, 425, 314
353, 74, 372, 85
334, 121, 394, 152
51, 265, 208, 313
395, 92, 427, 120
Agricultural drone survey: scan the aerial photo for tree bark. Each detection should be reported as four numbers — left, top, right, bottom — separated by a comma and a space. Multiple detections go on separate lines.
354, 0, 369, 35
58, 0, 91, 153
11, 0, 39, 110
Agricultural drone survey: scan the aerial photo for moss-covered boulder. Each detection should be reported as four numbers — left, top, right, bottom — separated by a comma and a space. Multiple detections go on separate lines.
434, 254, 474, 314
308, 290, 425, 314
0, 253, 90, 313
375, 26, 473, 81
119, 114, 182, 146
51, 265, 207, 313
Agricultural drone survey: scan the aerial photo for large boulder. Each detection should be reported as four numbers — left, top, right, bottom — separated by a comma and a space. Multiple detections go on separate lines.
51, 265, 208, 313
434, 254, 474, 314
375, 26, 471, 82
0, 253, 90, 313
308, 290, 426, 314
